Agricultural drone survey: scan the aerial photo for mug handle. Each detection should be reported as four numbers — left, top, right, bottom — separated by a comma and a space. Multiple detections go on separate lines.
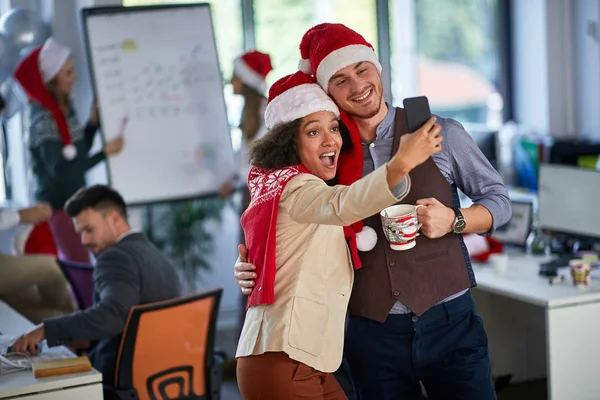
415, 205, 424, 231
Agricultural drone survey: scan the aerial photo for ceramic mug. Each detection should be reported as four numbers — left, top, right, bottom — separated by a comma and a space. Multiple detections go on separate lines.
380, 204, 423, 251
569, 259, 592, 289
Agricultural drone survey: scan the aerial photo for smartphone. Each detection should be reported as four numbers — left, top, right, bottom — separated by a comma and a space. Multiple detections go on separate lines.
403, 96, 431, 133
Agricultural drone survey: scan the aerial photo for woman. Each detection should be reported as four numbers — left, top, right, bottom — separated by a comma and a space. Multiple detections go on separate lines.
220, 50, 273, 364
236, 71, 442, 399
220, 50, 273, 202
14, 37, 123, 263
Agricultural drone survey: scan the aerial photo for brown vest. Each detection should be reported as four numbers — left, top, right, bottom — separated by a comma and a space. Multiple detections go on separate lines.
347, 108, 473, 321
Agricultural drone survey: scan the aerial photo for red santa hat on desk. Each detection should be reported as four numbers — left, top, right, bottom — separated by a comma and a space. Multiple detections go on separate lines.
233, 50, 273, 94
14, 37, 77, 160
296, 23, 383, 252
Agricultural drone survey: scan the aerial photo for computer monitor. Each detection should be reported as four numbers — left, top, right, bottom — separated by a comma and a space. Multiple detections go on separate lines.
549, 139, 600, 166
538, 164, 600, 239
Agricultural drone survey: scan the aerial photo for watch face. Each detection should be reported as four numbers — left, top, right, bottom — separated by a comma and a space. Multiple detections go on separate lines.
454, 219, 467, 233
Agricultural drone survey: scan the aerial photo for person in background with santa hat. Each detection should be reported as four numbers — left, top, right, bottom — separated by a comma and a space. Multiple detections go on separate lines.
235, 70, 442, 399
235, 23, 511, 400
219, 50, 273, 376
220, 50, 273, 201
14, 37, 124, 264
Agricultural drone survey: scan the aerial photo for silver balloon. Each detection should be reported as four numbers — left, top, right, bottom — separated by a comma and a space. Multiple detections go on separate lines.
0, 78, 27, 122
0, 32, 18, 73
0, 8, 50, 51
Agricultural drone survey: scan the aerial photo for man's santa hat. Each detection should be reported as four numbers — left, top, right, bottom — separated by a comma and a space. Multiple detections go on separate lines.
14, 38, 77, 160
298, 23, 382, 93
233, 50, 273, 94
297, 23, 383, 252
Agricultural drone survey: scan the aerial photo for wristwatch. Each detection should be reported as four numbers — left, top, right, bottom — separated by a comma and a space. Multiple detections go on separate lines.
452, 207, 466, 234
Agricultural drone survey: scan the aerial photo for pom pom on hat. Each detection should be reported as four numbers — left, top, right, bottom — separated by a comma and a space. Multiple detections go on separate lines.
62, 144, 77, 160
298, 23, 382, 92
356, 225, 377, 252
233, 50, 273, 94
264, 71, 339, 130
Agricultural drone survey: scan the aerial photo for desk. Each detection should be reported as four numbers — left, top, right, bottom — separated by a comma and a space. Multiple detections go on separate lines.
472, 253, 600, 400
0, 300, 103, 399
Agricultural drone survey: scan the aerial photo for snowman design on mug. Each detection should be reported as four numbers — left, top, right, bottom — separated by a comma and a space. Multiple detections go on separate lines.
380, 205, 423, 251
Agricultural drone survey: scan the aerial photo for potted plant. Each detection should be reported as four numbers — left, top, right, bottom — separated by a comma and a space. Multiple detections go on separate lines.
144, 196, 228, 293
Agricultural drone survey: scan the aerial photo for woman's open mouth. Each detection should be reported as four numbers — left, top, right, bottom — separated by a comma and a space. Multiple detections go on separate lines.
319, 151, 337, 169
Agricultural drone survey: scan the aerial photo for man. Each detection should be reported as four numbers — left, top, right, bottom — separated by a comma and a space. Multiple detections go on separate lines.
0, 202, 76, 323
235, 23, 511, 400
12, 185, 181, 386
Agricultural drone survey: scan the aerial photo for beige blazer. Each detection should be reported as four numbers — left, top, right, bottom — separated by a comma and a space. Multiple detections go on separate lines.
236, 165, 410, 372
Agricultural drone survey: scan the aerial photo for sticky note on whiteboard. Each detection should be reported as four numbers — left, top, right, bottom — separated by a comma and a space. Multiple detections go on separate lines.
122, 39, 137, 52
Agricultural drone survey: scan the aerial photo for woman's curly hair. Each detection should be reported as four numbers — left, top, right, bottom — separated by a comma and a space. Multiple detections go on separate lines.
248, 118, 353, 171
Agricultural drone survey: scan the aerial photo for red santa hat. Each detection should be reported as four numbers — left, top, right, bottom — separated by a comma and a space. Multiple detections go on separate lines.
14, 38, 77, 160
264, 71, 339, 130
233, 50, 273, 94
298, 23, 382, 92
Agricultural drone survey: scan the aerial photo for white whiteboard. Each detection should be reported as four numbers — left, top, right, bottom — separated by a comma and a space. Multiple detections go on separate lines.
82, 4, 234, 205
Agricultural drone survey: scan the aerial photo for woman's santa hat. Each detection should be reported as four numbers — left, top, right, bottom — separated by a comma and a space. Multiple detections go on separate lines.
14, 38, 77, 160
297, 23, 383, 252
233, 50, 273, 94
264, 71, 339, 130
298, 23, 382, 93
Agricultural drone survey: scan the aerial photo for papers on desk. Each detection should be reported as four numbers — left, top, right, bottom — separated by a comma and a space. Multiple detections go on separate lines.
0, 336, 72, 375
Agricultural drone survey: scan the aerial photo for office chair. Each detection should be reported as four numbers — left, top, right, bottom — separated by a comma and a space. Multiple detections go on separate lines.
110, 288, 225, 400
56, 259, 95, 310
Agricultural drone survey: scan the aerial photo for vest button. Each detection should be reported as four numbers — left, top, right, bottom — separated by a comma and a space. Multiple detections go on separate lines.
389, 261, 396, 267
393, 290, 400, 296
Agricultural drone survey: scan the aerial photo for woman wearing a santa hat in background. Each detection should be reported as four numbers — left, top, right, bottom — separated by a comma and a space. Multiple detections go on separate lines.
14, 38, 124, 263
219, 50, 273, 372
220, 50, 273, 201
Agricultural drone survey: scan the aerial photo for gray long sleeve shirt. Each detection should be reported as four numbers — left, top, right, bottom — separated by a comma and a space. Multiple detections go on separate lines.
362, 105, 512, 314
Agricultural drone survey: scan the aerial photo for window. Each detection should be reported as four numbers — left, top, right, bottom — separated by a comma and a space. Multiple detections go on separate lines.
253, 0, 377, 85
0, 0, 32, 204
390, 0, 504, 129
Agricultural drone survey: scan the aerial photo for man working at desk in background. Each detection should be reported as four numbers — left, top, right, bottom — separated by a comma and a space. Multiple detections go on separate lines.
234, 23, 512, 400
11, 185, 181, 386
